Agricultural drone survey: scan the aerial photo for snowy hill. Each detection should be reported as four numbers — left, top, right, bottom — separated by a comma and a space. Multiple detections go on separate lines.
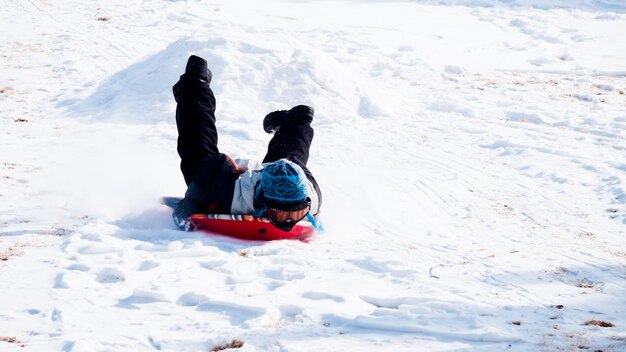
1, 0, 625, 351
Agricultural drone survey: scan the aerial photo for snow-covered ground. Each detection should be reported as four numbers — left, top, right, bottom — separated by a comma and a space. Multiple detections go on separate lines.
1, 0, 625, 351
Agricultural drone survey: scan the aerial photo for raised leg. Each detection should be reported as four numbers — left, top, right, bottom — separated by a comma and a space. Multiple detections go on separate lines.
173, 55, 218, 185
262, 105, 322, 205
262, 105, 314, 166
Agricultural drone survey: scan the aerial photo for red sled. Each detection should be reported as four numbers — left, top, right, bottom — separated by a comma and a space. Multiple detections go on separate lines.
190, 214, 315, 242
161, 197, 316, 242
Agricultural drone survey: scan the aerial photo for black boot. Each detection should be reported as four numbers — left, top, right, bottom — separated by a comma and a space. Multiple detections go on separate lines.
173, 55, 213, 103
263, 105, 314, 134
263, 110, 288, 133
185, 55, 212, 84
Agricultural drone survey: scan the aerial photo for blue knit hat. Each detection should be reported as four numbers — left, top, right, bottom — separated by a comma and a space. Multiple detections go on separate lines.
261, 159, 309, 210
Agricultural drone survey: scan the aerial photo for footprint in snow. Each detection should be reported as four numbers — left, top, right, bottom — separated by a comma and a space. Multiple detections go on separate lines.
66, 263, 90, 271
199, 259, 227, 270
177, 292, 210, 307
264, 267, 305, 281
196, 301, 266, 326
278, 304, 304, 322
95, 268, 125, 284
347, 257, 417, 277
54, 273, 69, 289
116, 290, 168, 309
51, 308, 62, 322
137, 260, 160, 271
81, 232, 101, 242
302, 291, 345, 302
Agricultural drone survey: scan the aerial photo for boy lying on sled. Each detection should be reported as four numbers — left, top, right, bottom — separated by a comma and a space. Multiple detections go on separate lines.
171, 55, 322, 233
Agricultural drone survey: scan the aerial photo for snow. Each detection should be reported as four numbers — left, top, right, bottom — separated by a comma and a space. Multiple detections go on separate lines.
1, 0, 625, 351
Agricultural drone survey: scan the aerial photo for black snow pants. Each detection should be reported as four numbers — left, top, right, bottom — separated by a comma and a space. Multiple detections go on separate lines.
173, 73, 321, 214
